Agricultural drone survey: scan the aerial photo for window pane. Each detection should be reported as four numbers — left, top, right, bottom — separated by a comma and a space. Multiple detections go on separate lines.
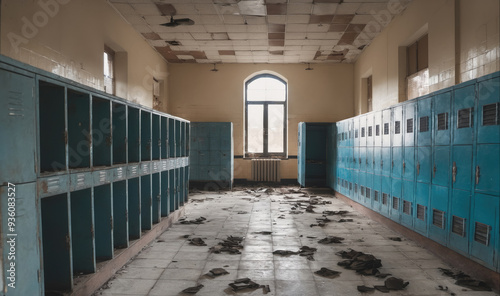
248, 105, 264, 153
247, 77, 285, 101
268, 104, 284, 153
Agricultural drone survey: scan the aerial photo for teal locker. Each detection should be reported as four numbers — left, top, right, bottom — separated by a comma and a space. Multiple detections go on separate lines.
414, 182, 430, 235
128, 107, 140, 163
448, 189, 471, 255
94, 184, 113, 260
476, 74, 500, 144
453, 81, 476, 145
433, 90, 452, 146
416, 146, 431, 183
374, 111, 382, 147
390, 178, 402, 222
470, 193, 498, 268
474, 144, 500, 196
381, 147, 391, 176
92, 97, 112, 167
152, 114, 160, 160
432, 146, 451, 187
70, 188, 95, 274
391, 146, 403, 178
128, 177, 141, 239
451, 145, 472, 191
382, 109, 391, 146
392, 106, 403, 147
380, 176, 391, 217
403, 147, 415, 181
404, 102, 416, 147
429, 185, 449, 245
67, 89, 91, 169
152, 173, 160, 223
112, 103, 127, 165
113, 180, 128, 248
367, 113, 374, 147
417, 96, 432, 146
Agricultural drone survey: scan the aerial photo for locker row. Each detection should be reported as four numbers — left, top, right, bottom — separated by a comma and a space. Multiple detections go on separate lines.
329, 71, 499, 273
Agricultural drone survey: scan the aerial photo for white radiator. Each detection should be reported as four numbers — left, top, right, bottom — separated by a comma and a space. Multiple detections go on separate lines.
251, 159, 281, 182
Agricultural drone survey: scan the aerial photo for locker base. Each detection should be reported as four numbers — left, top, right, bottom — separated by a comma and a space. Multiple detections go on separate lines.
69, 207, 186, 296
335, 191, 500, 293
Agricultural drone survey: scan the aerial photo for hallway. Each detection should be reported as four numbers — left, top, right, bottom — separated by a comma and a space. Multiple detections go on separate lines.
94, 187, 497, 296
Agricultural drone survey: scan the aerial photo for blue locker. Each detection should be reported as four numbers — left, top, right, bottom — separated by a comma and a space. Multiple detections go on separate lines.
94, 184, 113, 261
433, 90, 452, 146
470, 193, 498, 268
476, 74, 500, 144
391, 146, 403, 179
374, 111, 382, 147
70, 188, 95, 274
390, 178, 402, 222
374, 146, 382, 175
392, 106, 403, 146
113, 180, 129, 248
298, 122, 306, 186
141, 111, 152, 162
372, 174, 382, 212
414, 182, 430, 235
429, 185, 449, 245
366, 147, 374, 173
367, 113, 374, 147
140, 175, 152, 230
417, 96, 432, 146
451, 145, 472, 191
365, 173, 373, 207
360, 115, 367, 147
474, 144, 500, 196
348, 119, 355, 147
351, 171, 359, 201
354, 147, 360, 171
403, 147, 415, 181
380, 176, 391, 217
382, 109, 392, 147
401, 179, 414, 228
128, 107, 140, 163
433, 146, 451, 187
152, 173, 160, 223
404, 102, 416, 147
358, 173, 366, 203
453, 81, 476, 145
448, 189, 471, 255
416, 146, 432, 184
381, 147, 391, 176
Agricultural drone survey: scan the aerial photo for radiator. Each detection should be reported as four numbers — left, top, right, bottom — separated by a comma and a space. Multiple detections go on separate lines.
251, 159, 281, 182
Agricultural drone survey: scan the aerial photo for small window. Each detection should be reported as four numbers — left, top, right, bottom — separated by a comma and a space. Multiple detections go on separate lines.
360, 186, 365, 197
374, 191, 379, 201
395, 121, 401, 134
361, 127, 365, 137
368, 126, 372, 137
382, 193, 389, 205
457, 108, 473, 129
432, 209, 445, 229
392, 196, 399, 210
349, 182, 352, 190
417, 204, 426, 221
419, 116, 429, 132
384, 123, 389, 135
437, 113, 449, 130
355, 129, 359, 138
482, 103, 499, 126
474, 222, 491, 245
104, 46, 115, 95
452, 216, 466, 237
367, 76, 373, 112
403, 200, 412, 215
366, 188, 371, 199
375, 125, 380, 136
354, 183, 358, 194
406, 118, 413, 133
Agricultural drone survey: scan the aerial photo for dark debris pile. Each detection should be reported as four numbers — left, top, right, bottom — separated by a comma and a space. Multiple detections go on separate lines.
209, 236, 244, 254
438, 268, 492, 291
228, 278, 271, 294
273, 246, 317, 261
179, 217, 207, 224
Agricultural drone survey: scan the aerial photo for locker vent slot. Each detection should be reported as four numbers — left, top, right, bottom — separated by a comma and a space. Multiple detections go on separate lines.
419, 116, 429, 132
406, 118, 413, 133
349, 130, 353, 138
384, 123, 389, 135
482, 103, 499, 126
337, 178, 340, 186
376, 125, 380, 136
374, 191, 379, 201
457, 108, 473, 129
366, 188, 371, 199
361, 127, 365, 137
355, 129, 359, 138
354, 183, 358, 194
432, 209, 445, 229
382, 193, 388, 205
395, 121, 401, 134
349, 182, 352, 190
417, 204, 426, 221
403, 200, 412, 215
392, 196, 399, 210
437, 112, 449, 130
452, 216, 466, 237
368, 126, 372, 137
360, 186, 365, 197
474, 222, 491, 246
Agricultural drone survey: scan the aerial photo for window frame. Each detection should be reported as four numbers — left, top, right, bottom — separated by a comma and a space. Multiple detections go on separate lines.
244, 74, 287, 158
103, 45, 115, 95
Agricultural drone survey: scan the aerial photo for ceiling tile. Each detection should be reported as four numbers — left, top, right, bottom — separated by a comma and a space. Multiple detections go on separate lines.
325, 32, 343, 39
211, 32, 229, 40
269, 40, 285, 46
332, 14, 354, 24
269, 33, 285, 39
245, 16, 267, 25
266, 4, 287, 15
356, 3, 392, 14
173, 4, 198, 15
312, 3, 337, 15
248, 33, 268, 39
195, 4, 218, 14
265, 0, 288, 4
147, 40, 167, 47
346, 24, 366, 33
285, 40, 305, 46
219, 50, 235, 55
227, 32, 248, 40
250, 39, 269, 46
223, 15, 245, 24
314, 0, 342, 3
131, 3, 160, 15
235, 50, 252, 56
267, 15, 287, 24
269, 50, 284, 55
200, 15, 224, 25
286, 32, 307, 39
205, 25, 226, 32
155, 3, 176, 16
126, 15, 147, 25
287, 3, 312, 14
306, 32, 328, 39
329, 24, 347, 32
144, 15, 170, 25
238, 1, 266, 16
286, 15, 310, 24
269, 23, 286, 32
215, 3, 239, 14
335, 3, 361, 14
191, 33, 213, 40
309, 15, 333, 24
286, 23, 308, 32
351, 14, 375, 24
225, 25, 247, 32
247, 25, 268, 33
251, 45, 269, 50
307, 24, 330, 32
142, 32, 161, 40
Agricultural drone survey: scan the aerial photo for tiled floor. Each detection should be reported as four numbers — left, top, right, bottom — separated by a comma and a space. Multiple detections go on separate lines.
95, 187, 499, 296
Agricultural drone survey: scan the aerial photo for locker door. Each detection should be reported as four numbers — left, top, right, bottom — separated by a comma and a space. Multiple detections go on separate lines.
298, 122, 306, 186
417, 96, 432, 146
433, 146, 451, 187
0, 69, 36, 184
365, 173, 373, 207
353, 117, 360, 147
453, 82, 476, 145
382, 109, 391, 147
359, 173, 366, 203
373, 146, 382, 175
429, 185, 449, 245
403, 147, 415, 181
477, 75, 500, 144
349, 119, 354, 147
451, 145, 472, 191
367, 114, 374, 147
416, 146, 432, 184
352, 171, 359, 200
366, 147, 374, 173
374, 111, 382, 147
470, 193, 498, 268
401, 180, 414, 228
434, 90, 452, 146
372, 174, 382, 212
380, 176, 391, 217
381, 147, 391, 176
360, 115, 367, 146
390, 178, 402, 222
414, 182, 430, 235
474, 144, 500, 196
448, 189, 471, 255
354, 147, 360, 171
360, 147, 366, 172
392, 106, 403, 146
404, 102, 415, 147
391, 146, 403, 179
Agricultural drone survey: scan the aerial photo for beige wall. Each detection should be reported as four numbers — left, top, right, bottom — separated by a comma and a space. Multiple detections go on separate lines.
354, 0, 500, 114
0, 0, 169, 110
168, 63, 354, 180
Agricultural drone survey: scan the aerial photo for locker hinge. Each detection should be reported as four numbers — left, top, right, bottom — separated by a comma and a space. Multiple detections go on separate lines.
417, 162, 420, 175
433, 165, 437, 178
64, 131, 68, 145
38, 269, 41, 283
475, 166, 480, 185
106, 135, 112, 147
157, 194, 161, 201
125, 210, 128, 222
452, 162, 457, 183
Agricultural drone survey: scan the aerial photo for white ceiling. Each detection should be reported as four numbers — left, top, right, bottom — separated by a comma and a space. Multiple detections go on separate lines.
109, 0, 411, 64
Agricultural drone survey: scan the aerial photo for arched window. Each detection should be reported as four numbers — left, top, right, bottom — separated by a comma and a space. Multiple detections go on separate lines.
245, 74, 287, 157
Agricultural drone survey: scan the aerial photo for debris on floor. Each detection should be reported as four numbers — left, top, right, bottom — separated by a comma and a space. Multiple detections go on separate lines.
228, 278, 261, 291
273, 250, 298, 256
357, 285, 375, 292
209, 236, 244, 254
336, 249, 383, 276
298, 246, 317, 261
388, 237, 403, 241
205, 268, 229, 278
318, 236, 344, 244
188, 238, 207, 246
179, 217, 207, 224
322, 210, 350, 215
336, 218, 354, 222
438, 268, 492, 291
181, 284, 204, 294
251, 231, 272, 235
314, 267, 341, 278
358, 277, 409, 293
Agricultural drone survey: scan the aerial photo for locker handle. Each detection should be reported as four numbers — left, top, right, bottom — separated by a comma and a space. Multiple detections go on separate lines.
359, 158, 361, 164
403, 161, 406, 174
392, 161, 394, 168
381, 160, 383, 167
433, 165, 436, 178
452, 162, 457, 183
475, 165, 480, 185
417, 162, 420, 175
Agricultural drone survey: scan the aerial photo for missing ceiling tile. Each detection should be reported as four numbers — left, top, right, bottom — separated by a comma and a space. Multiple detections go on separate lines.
155, 3, 176, 16
166, 40, 182, 46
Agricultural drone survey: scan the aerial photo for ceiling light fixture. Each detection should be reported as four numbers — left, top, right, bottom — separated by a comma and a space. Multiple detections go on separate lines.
210, 63, 219, 72
305, 63, 313, 71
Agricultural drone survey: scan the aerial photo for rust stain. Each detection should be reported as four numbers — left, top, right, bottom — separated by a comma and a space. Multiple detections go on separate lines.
41, 180, 48, 193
